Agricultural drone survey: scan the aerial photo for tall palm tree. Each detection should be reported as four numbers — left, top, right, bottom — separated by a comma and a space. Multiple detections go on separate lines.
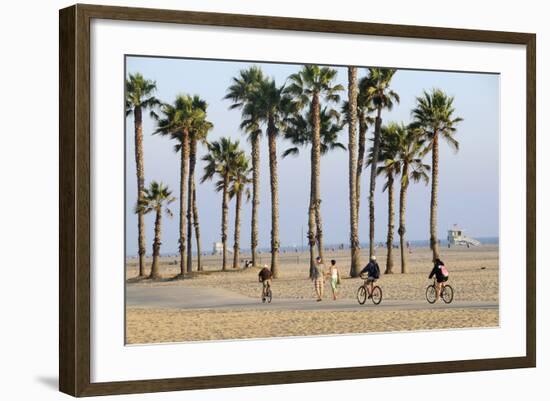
395, 124, 430, 273
125, 73, 160, 277
190, 114, 213, 272
201, 137, 244, 270
155, 94, 206, 278
342, 73, 375, 276
345, 67, 359, 277
224, 66, 265, 268
365, 68, 399, 258
135, 181, 175, 280
355, 76, 376, 226
286, 65, 344, 265
370, 124, 401, 274
412, 89, 463, 261
228, 153, 252, 269
243, 77, 293, 278
283, 106, 345, 276
183, 96, 213, 273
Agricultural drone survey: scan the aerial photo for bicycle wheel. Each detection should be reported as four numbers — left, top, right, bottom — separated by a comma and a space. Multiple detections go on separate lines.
266, 287, 272, 303
357, 286, 367, 305
371, 286, 382, 305
441, 285, 454, 304
426, 285, 437, 304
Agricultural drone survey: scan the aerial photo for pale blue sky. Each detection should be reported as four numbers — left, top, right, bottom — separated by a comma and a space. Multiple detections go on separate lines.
125, 56, 499, 256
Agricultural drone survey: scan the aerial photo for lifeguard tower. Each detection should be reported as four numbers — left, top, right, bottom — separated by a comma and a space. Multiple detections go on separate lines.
447, 225, 481, 248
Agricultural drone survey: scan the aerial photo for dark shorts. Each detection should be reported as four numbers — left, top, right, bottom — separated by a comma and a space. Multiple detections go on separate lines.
437, 276, 449, 283
366, 277, 377, 284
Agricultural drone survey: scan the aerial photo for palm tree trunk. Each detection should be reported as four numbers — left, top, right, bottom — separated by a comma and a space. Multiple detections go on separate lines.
192, 184, 202, 271
430, 132, 440, 261
133, 106, 147, 277
308, 145, 317, 278
399, 164, 409, 274
186, 137, 197, 273
356, 110, 367, 217
368, 107, 383, 257
267, 116, 280, 278
311, 92, 324, 262
385, 174, 395, 274
250, 134, 260, 267
348, 67, 360, 277
149, 207, 162, 279
233, 190, 243, 269
221, 174, 229, 270
178, 130, 189, 277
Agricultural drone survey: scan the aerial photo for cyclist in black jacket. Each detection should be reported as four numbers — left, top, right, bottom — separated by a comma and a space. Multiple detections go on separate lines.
360, 256, 380, 299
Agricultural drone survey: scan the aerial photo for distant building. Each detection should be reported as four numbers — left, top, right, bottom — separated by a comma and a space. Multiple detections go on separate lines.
447, 225, 481, 248
212, 242, 223, 255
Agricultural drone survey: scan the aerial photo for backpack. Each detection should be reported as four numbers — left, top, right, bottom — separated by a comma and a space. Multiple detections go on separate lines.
372, 263, 381, 279
440, 264, 449, 277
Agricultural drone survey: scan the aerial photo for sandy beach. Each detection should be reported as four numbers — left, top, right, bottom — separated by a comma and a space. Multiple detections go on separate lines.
126, 245, 499, 344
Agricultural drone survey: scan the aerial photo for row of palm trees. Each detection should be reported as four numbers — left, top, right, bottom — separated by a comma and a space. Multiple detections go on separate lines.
126, 63, 462, 280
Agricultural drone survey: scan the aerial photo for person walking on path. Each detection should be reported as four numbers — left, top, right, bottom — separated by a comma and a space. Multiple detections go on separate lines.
328, 259, 341, 300
312, 256, 326, 301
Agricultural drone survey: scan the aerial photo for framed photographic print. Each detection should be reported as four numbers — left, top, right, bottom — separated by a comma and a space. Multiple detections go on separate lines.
59, 3, 536, 397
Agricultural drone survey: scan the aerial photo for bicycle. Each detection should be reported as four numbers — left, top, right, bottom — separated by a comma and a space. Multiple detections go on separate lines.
357, 277, 382, 305
426, 278, 454, 304
261, 281, 272, 303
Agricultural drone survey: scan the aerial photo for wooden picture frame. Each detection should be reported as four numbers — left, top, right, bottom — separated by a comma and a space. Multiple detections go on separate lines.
59, 3, 536, 397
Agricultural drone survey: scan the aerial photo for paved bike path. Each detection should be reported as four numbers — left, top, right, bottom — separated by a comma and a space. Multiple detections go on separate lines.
126, 285, 498, 312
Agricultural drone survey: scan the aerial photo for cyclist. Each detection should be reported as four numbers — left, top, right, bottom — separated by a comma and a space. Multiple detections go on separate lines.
428, 258, 449, 301
258, 266, 272, 299
360, 256, 380, 299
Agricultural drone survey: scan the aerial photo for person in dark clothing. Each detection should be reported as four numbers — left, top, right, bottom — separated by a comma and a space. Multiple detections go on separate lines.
360, 256, 380, 299
428, 258, 449, 301
258, 267, 273, 298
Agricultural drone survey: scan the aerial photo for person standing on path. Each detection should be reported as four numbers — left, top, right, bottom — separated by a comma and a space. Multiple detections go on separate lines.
328, 259, 340, 300
312, 256, 326, 301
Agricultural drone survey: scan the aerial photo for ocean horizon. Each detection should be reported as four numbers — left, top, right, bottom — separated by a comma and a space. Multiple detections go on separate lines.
125, 236, 499, 259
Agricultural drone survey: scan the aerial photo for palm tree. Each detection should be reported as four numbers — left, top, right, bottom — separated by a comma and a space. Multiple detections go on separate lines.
283, 106, 345, 276
155, 94, 206, 278
224, 66, 265, 268
125, 73, 160, 277
355, 76, 376, 225
243, 77, 293, 278
371, 124, 401, 274
190, 114, 213, 272
395, 124, 430, 273
364, 68, 399, 258
182, 96, 212, 273
342, 73, 376, 276
228, 153, 252, 269
135, 181, 175, 280
286, 65, 344, 265
201, 137, 244, 270
345, 67, 359, 277
412, 89, 463, 261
